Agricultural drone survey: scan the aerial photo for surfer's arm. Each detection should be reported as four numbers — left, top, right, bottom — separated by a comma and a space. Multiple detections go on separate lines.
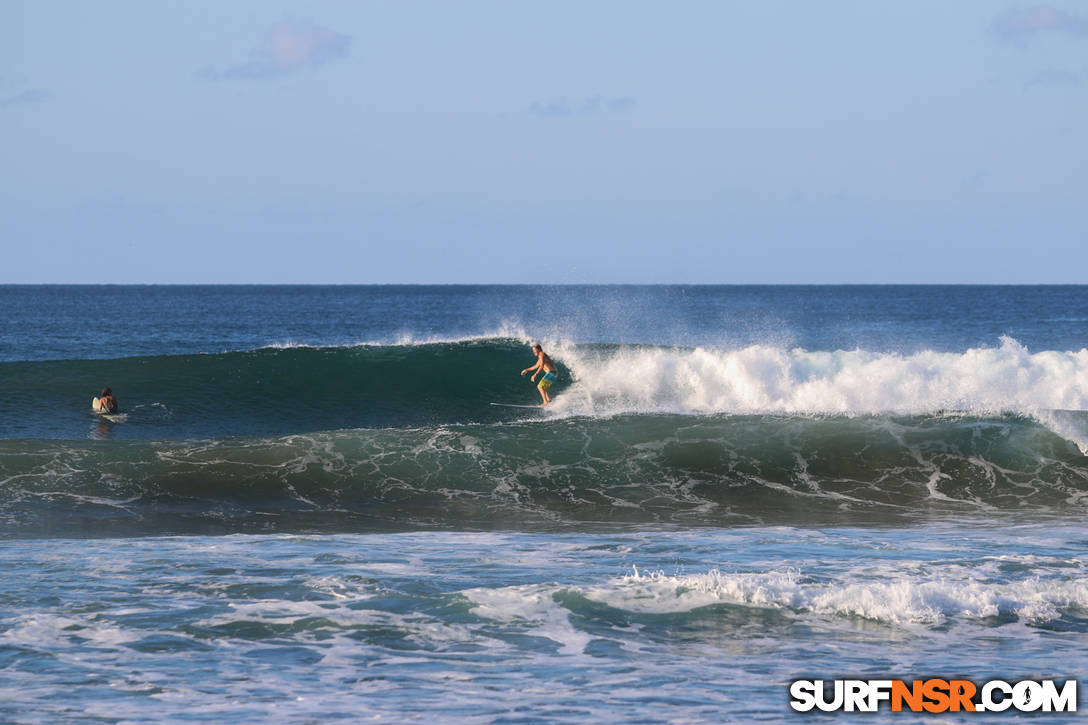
521, 360, 542, 376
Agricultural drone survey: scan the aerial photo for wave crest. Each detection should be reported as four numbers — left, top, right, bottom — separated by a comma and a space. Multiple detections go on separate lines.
551, 336, 1088, 419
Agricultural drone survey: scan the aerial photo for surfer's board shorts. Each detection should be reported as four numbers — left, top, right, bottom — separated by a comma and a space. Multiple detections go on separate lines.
538, 372, 557, 390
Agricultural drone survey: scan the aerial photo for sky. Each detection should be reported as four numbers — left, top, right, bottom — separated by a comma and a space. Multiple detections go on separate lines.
1, 1, 1086, 283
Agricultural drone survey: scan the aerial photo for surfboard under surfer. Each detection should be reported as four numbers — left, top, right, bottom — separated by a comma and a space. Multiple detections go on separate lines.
521, 344, 557, 405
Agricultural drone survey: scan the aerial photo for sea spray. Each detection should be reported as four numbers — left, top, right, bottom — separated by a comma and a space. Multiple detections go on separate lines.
5, 337, 1088, 442
549, 336, 1088, 418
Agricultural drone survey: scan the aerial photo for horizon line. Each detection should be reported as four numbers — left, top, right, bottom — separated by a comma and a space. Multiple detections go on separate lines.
2, 282, 1087, 287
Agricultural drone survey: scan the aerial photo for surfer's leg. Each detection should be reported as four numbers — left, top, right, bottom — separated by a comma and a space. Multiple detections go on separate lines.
537, 375, 552, 404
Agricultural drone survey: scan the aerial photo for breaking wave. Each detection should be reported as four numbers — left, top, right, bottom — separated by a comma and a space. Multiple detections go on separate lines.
2, 412, 1087, 537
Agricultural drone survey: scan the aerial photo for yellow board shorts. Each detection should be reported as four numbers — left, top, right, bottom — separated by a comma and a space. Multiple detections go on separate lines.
538, 371, 556, 390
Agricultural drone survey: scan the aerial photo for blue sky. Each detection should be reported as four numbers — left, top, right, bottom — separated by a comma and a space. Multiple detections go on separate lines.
1, 1, 1086, 283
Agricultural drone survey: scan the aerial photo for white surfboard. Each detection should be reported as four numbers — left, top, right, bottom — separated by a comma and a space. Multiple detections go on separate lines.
490, 403, 544, 409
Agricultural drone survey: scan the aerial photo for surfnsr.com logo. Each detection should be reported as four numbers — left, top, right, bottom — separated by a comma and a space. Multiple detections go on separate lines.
789, 679, 1077, 713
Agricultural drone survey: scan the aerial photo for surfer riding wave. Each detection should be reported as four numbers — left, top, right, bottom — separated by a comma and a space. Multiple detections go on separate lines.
521, 344, 557, 405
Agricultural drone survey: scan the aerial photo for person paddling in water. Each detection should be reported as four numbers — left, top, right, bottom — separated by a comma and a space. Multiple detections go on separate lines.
97, 387, 119, 414
521, 344, 558, 406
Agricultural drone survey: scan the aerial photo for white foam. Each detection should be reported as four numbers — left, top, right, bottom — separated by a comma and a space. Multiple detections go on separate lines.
463, 583, 592, 655
256, 326, 534, 352
190, 597, 484, 651
580, 564, 1088, 625
1, 613, 140, 648
547, 336, 1088, 428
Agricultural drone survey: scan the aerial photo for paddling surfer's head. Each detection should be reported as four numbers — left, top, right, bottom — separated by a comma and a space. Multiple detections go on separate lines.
101, 387, 112, 397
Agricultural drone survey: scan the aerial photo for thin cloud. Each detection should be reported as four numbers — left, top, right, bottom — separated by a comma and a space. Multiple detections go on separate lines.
962, 169, 991, 189
197, 22, 351, 81
530, 96, 637, 118
0, 90, 49, 109
994, 5, 1088, 43
1025, 68, 1083, 89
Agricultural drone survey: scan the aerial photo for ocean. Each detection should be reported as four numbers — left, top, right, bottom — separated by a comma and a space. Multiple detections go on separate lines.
2, 285, 1087, 722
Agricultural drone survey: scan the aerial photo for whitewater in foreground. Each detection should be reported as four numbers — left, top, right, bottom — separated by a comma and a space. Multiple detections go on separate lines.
2, 285, 1087, 722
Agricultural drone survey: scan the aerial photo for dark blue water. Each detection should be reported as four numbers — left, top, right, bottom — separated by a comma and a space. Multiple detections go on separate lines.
2, 285, 1087, 722
4, 284, 1088, 362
